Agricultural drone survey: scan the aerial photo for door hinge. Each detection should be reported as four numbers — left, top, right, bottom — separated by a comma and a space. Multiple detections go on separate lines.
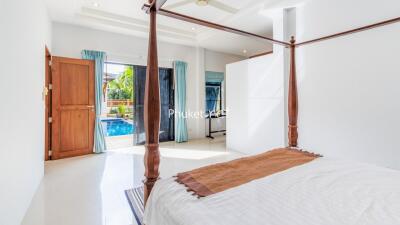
48, 84, 53, 90
49, 117, 53, 123
49, 60, 52, 66
49, 150, 52, 157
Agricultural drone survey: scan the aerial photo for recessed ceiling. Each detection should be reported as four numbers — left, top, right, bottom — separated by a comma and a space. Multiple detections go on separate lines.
45, 0, 302, 56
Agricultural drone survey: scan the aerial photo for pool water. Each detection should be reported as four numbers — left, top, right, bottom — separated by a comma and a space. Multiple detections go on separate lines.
101, 118, 135, 137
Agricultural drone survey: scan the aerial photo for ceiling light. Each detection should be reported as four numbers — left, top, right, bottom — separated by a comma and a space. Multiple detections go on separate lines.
191, 27, 196, 31
93, 2, 100, 7
196, 0, 208, 6
243, 49, 247, 54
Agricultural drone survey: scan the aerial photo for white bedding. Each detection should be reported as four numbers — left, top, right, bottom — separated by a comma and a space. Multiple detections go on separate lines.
144, 158, 400, 225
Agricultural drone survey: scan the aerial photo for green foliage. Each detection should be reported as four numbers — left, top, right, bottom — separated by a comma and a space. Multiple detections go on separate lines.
107, 66, 134, 100
117, 104, 127, 115
109, 107, 118, 114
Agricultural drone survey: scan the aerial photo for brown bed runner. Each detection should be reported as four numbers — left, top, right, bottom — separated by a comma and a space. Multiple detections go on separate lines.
175, 148, 321, 197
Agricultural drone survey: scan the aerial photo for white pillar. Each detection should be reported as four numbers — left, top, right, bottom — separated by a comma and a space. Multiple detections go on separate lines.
272, 7, 296, 146
195, 47, 206, 139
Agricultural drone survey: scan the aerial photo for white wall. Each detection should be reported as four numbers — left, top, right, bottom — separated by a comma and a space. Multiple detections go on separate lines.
52, 22, 242, 139
0, 0, 52, 224
226, 8, 293, 154
227, 0, 400, 169
205, 50, 243, 73
226, 54, 285, 154
296, 0, 400, 169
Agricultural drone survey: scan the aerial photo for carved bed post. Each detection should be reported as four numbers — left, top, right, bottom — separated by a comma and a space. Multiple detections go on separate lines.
144, 0, 161, 205
288, 36, 298, 147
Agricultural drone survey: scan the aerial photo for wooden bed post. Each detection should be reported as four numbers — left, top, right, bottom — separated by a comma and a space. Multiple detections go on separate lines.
288, 36, 298, 147
144, 0, 161, 205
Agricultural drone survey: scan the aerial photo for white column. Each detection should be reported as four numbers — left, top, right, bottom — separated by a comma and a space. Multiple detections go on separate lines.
273, 7, 297, 146
195, 47, 206, 139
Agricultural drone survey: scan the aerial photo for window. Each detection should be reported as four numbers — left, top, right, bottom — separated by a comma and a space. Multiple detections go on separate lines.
205, 71, 224, 115
206, 82, 222, 114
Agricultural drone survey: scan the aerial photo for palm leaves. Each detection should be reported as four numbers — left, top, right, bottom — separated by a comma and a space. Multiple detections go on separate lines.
108, 66, 134, 100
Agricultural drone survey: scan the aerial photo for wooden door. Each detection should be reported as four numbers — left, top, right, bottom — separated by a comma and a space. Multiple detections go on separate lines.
51, 57, 95, 159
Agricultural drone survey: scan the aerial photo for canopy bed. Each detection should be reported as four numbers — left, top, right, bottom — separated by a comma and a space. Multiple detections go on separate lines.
139, 1, 400, 224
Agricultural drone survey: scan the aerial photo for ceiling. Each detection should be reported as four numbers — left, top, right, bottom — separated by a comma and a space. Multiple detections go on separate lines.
45, 0, 302, 56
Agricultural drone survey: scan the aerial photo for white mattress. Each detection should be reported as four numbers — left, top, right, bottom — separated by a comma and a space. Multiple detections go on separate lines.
144, 158, 400, 225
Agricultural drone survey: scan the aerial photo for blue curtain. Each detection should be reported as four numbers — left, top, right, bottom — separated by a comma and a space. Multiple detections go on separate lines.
173, 61, 188, 143
81, 50, 107, 153
206, 71, 224, 83
206, 86, 220, 113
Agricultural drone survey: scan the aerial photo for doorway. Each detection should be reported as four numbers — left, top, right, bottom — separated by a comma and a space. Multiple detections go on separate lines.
103, 63, 135, 149
103, 63, 175, 149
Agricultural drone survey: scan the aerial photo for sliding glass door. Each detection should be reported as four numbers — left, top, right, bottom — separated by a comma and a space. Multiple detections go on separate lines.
134, 66, 174, 145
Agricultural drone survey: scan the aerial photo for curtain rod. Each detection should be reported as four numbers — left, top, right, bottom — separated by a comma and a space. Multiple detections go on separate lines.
142, 4, 291, 47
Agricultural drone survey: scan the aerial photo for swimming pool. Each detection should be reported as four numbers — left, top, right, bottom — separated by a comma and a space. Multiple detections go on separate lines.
101, 118, 135, 137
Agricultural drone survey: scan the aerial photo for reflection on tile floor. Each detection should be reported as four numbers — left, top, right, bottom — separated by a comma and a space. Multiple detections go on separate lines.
22, 136, 242, 225
105, 135, 134, 150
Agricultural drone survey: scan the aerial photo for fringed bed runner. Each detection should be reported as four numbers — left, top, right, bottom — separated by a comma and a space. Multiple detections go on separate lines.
176, 148, 321, 197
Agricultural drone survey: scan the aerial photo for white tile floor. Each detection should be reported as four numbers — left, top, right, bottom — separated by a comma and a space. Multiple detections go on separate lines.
22, 136, 242, 225
105, 135, 134, 150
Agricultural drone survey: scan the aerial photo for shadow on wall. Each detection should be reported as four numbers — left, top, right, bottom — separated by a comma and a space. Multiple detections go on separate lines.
226, 52, 285, 155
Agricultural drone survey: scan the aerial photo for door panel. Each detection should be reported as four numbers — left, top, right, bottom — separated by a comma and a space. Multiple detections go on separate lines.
60, 110, 89, 151
134, 66, 174, 145
51, 57, 95, 160
159, 68, 175, 141
60, 64, 90, 105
